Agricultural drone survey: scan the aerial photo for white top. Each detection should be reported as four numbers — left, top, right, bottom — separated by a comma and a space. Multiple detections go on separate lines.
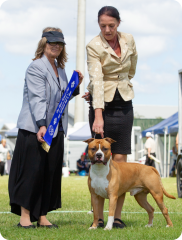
0, 144, 8, 162
145, 138, 155, 154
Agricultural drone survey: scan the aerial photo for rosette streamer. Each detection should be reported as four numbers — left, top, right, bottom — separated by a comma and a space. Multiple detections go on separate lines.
42, 71, 79, 152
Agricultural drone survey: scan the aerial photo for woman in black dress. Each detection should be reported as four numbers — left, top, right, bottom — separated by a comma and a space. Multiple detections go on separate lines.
83, 6, 137, 228
9, 27, 83, 228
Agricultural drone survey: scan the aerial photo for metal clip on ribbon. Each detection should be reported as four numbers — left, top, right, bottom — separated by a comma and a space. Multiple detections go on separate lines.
41, 71, 79, 152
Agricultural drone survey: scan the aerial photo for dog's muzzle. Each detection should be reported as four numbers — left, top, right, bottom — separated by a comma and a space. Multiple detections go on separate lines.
92, 152, 106, 165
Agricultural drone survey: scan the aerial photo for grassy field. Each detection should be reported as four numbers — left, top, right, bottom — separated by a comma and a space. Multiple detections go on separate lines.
0, 175, 182, 240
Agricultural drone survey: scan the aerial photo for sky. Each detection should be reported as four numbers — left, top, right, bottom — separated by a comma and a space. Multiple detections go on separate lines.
0, 0, 182, 128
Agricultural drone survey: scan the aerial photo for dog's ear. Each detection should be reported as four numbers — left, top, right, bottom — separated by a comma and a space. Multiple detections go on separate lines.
104, 138, 116, 144
83, 138, 95, 144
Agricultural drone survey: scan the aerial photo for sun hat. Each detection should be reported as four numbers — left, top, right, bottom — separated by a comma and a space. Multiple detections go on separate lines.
146, 132, 152, 137
42, 31, 66, 44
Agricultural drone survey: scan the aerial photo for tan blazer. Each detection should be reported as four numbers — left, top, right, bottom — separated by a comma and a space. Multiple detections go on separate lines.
86, 31, 138, 109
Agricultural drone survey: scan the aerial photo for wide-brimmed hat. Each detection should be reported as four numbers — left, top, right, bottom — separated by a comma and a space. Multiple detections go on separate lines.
42, 31, 66, 44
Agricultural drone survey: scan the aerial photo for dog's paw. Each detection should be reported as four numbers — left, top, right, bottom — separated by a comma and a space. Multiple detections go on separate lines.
104, 216, 114, 230
87, 211, 93, 215
166, 225, 173, 228
104, 225, 112, 230
145, 224, 153, 228
88, 226, 97, 230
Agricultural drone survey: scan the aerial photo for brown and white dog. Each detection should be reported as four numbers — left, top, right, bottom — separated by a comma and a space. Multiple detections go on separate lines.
84, 138, 175, 230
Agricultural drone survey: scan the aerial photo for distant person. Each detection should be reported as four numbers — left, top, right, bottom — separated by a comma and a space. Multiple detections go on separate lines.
169, 146, 177, 177
145, 132, 156, 168
176, 133, 178, 153
6, 150, 12, 175
77, 153, 89, 174
0, 139, 8, 176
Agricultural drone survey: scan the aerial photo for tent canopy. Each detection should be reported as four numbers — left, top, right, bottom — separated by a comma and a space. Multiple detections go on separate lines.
68, 122, 91, 141
142, 112, 178, 137
169, 123, 178, 134
5, 127, 18, 137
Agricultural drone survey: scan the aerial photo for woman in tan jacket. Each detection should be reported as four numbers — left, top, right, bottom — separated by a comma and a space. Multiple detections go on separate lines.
83, 6, 138, 228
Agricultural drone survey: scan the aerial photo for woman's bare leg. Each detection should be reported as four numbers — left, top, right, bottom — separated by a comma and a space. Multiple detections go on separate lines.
20, 207, 32, 226
112, 154, 127, 223
38, 216, 52, 225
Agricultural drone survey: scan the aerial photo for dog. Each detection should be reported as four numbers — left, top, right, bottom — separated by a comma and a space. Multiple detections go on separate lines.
84, 138, 175, 230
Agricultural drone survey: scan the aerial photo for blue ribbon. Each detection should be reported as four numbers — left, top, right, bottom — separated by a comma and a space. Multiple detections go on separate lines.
43, 71, 79, 148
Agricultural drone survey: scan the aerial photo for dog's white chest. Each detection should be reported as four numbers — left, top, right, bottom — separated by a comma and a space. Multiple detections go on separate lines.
90, 160, 110, 199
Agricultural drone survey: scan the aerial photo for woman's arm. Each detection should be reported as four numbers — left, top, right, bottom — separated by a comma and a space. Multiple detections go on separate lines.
26, 63, 47, 142
92, 109, 104, 138
75, 70, 84, 87
128, 36, 138, 80
147, 148, 151, 158
87, 45, 104, 137
26, 63, 47, 128
176, 133, 179, 152
77, 161, 84, 168
86, 45, 104, 110
62, 69, 83, 99
82, 92, 90, 103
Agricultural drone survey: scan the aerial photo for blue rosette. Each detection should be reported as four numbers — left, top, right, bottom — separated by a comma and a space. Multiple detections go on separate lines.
42, 71, 79, 152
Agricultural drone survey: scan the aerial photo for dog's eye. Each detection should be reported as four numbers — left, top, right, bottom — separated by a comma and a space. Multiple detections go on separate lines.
103, 147, 109, 151
90, 147, 96, 151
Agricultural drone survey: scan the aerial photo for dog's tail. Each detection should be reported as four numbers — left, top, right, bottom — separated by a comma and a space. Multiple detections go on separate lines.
152, 168, 176, 199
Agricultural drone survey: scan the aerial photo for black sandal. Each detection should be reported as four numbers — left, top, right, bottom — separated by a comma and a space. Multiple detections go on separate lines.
113, 218, 126, 229
90, 218, 104, 228
17, 223, 35, 229
37, 222, 58, 228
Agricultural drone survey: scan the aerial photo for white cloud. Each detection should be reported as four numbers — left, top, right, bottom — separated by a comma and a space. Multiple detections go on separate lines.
132, 79, 147, 93
163, 58, 182, 71
0, 0, 181, 60
0, 0, 180, 125
135, 36, 166, 58
125, 1, 181, 33
120, 10, 170, 35
0, 0, 78, 56
138, 64, 150, 71
133, 70, 177, 95
144, 72, 176, 84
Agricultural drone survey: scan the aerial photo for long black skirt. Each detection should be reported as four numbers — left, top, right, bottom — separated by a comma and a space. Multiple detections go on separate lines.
89, 90, 133, 154
8, 129, 64, 222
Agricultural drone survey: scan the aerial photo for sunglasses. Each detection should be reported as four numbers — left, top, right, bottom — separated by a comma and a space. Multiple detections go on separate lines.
47, 41, 64, 47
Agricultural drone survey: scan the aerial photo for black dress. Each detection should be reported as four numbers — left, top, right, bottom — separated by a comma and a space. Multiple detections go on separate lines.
89, 89, 133, 154
8, 129, 64, 222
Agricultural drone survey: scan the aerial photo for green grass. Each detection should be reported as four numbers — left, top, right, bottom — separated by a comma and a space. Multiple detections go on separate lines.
0, 176, 182, 240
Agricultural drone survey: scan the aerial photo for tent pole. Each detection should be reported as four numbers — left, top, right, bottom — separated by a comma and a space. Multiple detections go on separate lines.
164, 128, 167, 177
167, 134, 171, 178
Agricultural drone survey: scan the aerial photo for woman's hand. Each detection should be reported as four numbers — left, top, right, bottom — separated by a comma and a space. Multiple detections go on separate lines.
92, 109, 104, 138
82, 92, 90, 102
37, 126, 47, 143
148, 148, 151, 158
75, 70, 84, 87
